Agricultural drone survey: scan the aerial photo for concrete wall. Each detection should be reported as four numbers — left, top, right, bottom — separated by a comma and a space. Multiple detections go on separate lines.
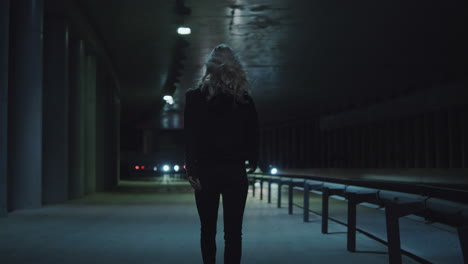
0, 0, 10, 217
114, 96, 121, 182
84, 54, 97, 194
95, 64, 118, 191
0, 0, 120, 214
42, 9, 70, 204
68, 36, 86, 199
9, 0, 44, 210
262, 103, 468, 170
63, 0, 121, 198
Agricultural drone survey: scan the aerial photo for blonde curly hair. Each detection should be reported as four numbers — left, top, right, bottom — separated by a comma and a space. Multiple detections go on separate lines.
199, 44, 250, 103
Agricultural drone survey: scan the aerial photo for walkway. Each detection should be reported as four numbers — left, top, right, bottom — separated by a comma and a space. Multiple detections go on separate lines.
0, 180, 419, 264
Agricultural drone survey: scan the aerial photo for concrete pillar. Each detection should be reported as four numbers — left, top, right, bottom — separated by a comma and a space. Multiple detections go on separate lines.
95, 69, 119, 191
404, 119, 414, 168
424, 113, 436, 168
42, 10, 69, 204
0, 0, 11, 216
114, 94, 121, 183
448, 109, 462, 168
413, 116, 425, 168
68, 37, 85, 199
95, 66, 113, 191
345, 128, 351, 167
84, 55, 97, 194
8, 0, 44, 210
434, 111, 449, 168
367, 125, 376, 168
95, 66, 104, 191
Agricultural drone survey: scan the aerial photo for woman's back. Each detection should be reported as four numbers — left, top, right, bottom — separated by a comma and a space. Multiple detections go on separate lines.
184, 87, 258, 168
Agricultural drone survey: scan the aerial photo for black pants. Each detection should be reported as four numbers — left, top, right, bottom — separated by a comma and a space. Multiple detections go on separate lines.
194, 162, 248, 264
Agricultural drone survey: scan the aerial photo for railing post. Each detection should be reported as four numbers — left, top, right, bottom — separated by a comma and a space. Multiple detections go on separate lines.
346, 192, 378, 252
251, 176, 255, 197
321, 187, 329, 234
303, 182, 310, 222
260, 179, 263, 200
457, 225, 467, 264
384, 201, 425, 264
277, 181, 282, 208
288, 183, 293, 215
268, 179, 272, 204
385, 205, 403, 264
347, 194, 357, 252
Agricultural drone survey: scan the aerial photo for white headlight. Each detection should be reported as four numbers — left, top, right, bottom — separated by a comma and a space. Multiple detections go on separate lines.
163, 165, 170, 172
270, 168, 278, 175
174, 165, 180, 172
177, 27, 191, 35
163, 95, 174, 105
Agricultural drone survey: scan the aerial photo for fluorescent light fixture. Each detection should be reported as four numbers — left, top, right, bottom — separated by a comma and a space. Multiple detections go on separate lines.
177, 27, 191, 35
270, 168, 278, 175
163, 95, 174, 105
174, 165, 180, 172
163, 165, 170, 172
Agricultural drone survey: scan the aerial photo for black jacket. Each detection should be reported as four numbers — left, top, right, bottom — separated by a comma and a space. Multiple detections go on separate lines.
184, 87, 259, 177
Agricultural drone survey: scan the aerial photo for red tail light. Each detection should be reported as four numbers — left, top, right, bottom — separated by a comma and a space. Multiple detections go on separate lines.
135, 166, 140, 170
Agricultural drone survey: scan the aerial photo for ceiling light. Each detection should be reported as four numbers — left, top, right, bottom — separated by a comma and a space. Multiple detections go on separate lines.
177, 27, 191, 35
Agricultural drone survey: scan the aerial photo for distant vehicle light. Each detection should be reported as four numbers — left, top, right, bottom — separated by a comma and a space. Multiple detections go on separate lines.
163, 165, 170, 172
270, 168, 278, 175
153, 166, 158, 171
163, 95, 174, 105
183, 164, 186, 169
141, 166, 145, 170
174, 165, 180, 172
135, 166, 140, 170
177, 27, 191, 35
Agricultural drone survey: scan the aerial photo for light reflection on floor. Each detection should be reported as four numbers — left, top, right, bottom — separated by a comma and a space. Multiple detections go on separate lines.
123, 173, 186, 184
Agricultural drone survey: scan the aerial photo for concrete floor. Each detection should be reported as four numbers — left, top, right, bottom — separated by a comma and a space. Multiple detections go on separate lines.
0, 180, 420, 264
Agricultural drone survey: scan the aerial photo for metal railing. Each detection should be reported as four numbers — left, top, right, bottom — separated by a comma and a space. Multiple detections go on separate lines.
248, 173, 468, 264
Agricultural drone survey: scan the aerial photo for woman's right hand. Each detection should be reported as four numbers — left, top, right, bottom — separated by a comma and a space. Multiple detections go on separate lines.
188, 176, 202, 191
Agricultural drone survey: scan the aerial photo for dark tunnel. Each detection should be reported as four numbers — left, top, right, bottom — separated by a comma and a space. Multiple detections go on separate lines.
0, 0, 467, 263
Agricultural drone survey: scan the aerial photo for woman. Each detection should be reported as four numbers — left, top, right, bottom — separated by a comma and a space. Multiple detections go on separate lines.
184, 44, 259, 264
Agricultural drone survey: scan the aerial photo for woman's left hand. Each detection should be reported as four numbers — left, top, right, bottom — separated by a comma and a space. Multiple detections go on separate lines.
188, 176, 202, 191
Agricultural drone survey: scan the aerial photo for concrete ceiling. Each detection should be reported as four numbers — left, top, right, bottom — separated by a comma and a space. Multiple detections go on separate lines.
76, 0, 464, 128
